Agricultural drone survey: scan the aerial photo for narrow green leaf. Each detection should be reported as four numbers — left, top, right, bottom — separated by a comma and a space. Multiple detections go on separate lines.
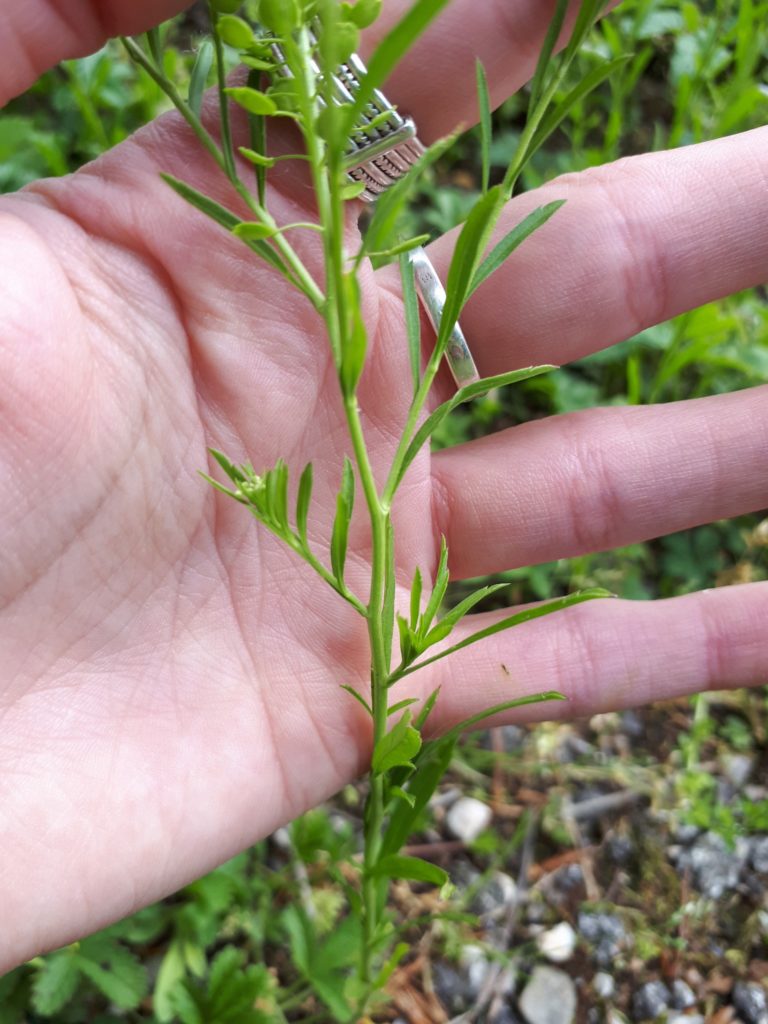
434, 582, 508, 635
388, 698, 420, 716
400, 254, 422, 398
381, 734, 455, 856
369, 854, 448, 887
397, 613, 416, 667
528, 56, 632, 157
420, 537, 449, 638
409, 567, 423, 632
224, 86, 278, 116
445, 691, 567, 740
246, 67, 268, 205
188, 40, 214, 117
296, 463, 313, 547
341, 180, 367, 201
404, 589, 614, 677
438, 185, 504, 353
330, 458, 355, 587
476, 59, 492, 194
469, 201, 565, 298
414, 686, 441, 730
528, 0, 570, 111
392, 365, 555, 494
367, 234, 431, 262
267, 460, 289, 531
341, 684, 373, 716
153, 941, 186, 1023
199, 471, 247, 503
343, 0, 453, 132
208, 448, 246, 484
240, 54, 275, 71
160, 174, 288, 275
146, 27, 163, 65
372, 711, 422, 774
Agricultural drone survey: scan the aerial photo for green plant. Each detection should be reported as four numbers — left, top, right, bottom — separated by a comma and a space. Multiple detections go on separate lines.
108, 1, 620, 1017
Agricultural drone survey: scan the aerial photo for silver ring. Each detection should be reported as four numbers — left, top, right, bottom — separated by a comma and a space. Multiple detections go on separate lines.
270, 29, 425, 201
408, 247, 480, 389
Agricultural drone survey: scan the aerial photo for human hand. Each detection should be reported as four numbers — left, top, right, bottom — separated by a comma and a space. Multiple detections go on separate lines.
1, 0, 767, 971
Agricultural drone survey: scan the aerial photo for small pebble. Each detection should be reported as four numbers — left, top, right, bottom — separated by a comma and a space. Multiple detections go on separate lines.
537, 922, 577, 963
751, 836, 768, 874
519, 966, 577, 1024
594, 972, 616, 999
446, 797, 493, 844
671, 979, 697, 1010
632, 980, 671, 1020
722, 753, 754, 789
667, 1017, 704, 1024
732, 981, 768, 1024
470, 871, 518, 917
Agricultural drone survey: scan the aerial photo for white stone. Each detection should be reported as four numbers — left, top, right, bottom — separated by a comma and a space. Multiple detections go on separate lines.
537, 922, 577, 963
445, 797, 493, 844
593, 972, 616, 999
519, 966, 577, 1024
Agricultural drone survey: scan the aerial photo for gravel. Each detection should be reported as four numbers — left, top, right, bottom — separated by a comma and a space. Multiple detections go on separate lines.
676, 832, 747, 899
732, 981, 768, 1024
518, 966, 577, 1024
632, 980, 671, 1021
446, 797, 493, 844
578, 912, 628, 966
537, 922, 578, 963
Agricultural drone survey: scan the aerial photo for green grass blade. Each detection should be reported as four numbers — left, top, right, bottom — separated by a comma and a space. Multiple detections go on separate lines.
444, 691, 567, 740
468, 201, 565, 298
476, 59, 492, 194
296, 462, 313, 547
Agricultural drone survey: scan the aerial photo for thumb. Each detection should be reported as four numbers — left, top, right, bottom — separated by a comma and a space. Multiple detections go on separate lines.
0, 0, 190, 107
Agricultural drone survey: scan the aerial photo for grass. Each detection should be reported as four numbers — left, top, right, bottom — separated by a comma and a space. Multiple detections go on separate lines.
0, 0, 766, 1021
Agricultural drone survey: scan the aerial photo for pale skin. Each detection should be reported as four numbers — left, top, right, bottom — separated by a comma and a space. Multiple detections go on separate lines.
1, 0, 767, 972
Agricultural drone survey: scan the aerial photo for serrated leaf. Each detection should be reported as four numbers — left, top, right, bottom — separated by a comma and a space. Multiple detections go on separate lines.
296, 462, 313, 547
400, 253, 422, 397
31, 951, 80, 1016
370, 854, 448, 887
476, 59, 492, 194
469, 202, 565, 298
188, 40, 213, 117
76, 938, 148, 1010
372, 710, 422, 774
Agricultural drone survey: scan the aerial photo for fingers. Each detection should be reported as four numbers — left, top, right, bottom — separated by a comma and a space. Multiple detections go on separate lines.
423, 582, 768, 731
414, 127, 768, 375
432, 386, 768, 580
0, 1, 188, 106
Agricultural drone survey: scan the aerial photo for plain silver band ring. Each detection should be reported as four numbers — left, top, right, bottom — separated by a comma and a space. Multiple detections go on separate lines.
408, 247, 481, 389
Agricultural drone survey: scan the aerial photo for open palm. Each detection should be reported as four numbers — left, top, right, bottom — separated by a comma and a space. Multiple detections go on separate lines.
1, 0, 767, 971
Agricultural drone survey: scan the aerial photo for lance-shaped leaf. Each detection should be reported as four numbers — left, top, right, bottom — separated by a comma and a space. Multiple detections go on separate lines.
400, 589, 613, 679
340, 272, 367, 396
437, 185, 504, 354
368, 854, 448, 887
420, 537, 449, 638
224, 86, 277, 115
296, 462, 313, 548
421, 582, 508, 649
391, 365, 556, 494
528, 0, 570, 111
188, 40, 213, 116
330, 458, 355, 588
469, 202, 565, 299
160, 174, 288, 276
476, 59, 492, 194
381, 733, 455, 857
372, 710, 421, 774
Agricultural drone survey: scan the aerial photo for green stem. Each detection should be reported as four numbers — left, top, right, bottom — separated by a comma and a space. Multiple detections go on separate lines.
208, 5, 237, 180
120, 36, 325, 312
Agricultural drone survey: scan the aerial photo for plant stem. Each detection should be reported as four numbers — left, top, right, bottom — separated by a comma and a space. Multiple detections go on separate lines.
207, 5, 237, 180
